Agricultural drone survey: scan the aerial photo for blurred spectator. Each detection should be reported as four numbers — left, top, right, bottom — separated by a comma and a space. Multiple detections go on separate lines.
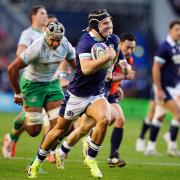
0, 27, 14, 93
168, 0, 180, 15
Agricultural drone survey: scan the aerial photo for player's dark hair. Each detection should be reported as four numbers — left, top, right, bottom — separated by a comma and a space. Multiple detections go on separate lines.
48, 14, 57, 19
169, 20, 180, 29
120, 32, 136, 42
28, 5, 46, 23
47, 14, 58, 26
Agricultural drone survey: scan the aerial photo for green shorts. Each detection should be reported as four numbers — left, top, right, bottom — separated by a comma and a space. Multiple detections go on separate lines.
20, 76, 64, 107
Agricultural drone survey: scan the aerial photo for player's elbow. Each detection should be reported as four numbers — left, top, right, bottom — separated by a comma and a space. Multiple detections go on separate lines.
7, 60, 19, 77
7, 63, 14, 75
81, 68, 92, 75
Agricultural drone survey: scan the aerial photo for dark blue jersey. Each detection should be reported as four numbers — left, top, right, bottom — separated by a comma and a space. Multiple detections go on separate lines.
68, 33, 120, 97
154, 36, 180, 88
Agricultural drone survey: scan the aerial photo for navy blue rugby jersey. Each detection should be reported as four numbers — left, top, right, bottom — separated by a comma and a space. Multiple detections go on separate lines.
68, 32, 120, 97
154, 36, 180, 88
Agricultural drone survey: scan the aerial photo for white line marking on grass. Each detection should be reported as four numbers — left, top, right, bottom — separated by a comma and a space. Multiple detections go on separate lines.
1, 157, 180, 167
127, 161, 180, 167
0, 157, 32, 160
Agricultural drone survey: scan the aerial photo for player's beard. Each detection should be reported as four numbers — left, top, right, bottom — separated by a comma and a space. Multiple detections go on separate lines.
100, 27, 112, 38
51, 46, 58, 50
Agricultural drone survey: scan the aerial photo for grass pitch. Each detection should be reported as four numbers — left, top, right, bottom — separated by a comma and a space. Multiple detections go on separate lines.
0, 112, 180, 180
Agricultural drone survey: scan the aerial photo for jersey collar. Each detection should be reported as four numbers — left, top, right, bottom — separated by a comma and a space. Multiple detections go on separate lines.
89, 31, 101, 42
166, 35, 176, 47
31, 26, 44, 33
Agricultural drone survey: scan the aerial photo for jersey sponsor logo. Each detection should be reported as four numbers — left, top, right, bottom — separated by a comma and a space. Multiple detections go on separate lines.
43, 61, 61, 66
29, 96, 37, 103
67, 110, 74, 117
172, 54, 180, 64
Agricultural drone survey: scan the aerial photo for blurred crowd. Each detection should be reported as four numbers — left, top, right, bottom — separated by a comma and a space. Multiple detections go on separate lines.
0, 27, 15, 93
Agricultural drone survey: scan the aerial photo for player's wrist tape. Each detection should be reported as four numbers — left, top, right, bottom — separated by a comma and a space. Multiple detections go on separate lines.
57, 71, 67, 79
107, 64, 114, 72
107, 68, 112, 72
14, 93, 23, 98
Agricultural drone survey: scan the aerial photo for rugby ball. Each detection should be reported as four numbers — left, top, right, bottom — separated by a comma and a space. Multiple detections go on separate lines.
91, 42, 112, 70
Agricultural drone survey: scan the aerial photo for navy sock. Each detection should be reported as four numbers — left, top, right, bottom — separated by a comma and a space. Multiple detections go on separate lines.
170, 125, 179, 141
61, 144, 71, 154
87, 141, 100, 158
139, 121, 150, 139
37, 148, 49, 162
110, 127, 123, 158
150, 125, 160, 142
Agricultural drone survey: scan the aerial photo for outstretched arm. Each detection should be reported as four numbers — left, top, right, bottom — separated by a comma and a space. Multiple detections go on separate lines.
8, 58, 27, 105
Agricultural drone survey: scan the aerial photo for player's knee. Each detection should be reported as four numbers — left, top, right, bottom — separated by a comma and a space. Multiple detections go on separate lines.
28, 130, 41, 137
79, 127, 90, 136
115, 118, 124, 128
25, 124, 42, 137
54, 118, 72, 139
97, 115, 109, 128
25, 112, 43, 136
54, 121, 71, 139
53, 127, 66, 140
80, 121, 95, 136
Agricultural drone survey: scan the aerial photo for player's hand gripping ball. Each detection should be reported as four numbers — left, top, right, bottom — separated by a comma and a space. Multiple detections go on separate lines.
91, 42, 112, 70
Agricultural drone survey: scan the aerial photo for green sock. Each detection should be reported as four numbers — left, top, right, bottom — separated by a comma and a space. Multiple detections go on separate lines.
10, 132, 19, 142
13, 110, 26, 131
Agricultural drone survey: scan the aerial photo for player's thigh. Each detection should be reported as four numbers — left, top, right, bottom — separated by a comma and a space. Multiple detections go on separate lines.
86, 97, 111, 122
20, 76, 46, 107
45, 100, 62, 111
60, 91, 94, 120
43, 80, 64, 126
44, 79, 64, 110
